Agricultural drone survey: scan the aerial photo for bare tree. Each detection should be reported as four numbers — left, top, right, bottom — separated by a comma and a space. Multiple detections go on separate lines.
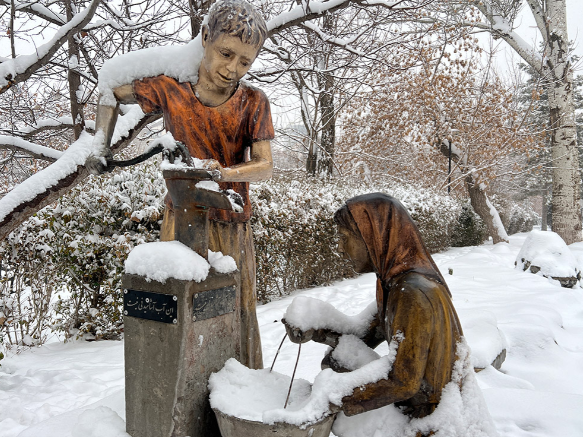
464, 0, 581, 243
254, 0, 440, 176
336, 42, 541, 243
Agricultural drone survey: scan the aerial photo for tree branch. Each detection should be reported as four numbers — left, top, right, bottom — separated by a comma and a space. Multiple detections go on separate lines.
0, 0, 100, 93
0, 136, 63, 162
472, 1, 543, 72
0, 112, 162, 241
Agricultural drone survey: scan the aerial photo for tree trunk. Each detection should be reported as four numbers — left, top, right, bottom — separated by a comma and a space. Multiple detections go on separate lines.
317, 70, 335, 176
65, 0, 84, 140
316, 14, 335, 176
541, 189, 548, 231
465, 175, 509, 244
306, 137, 318, 174
439, 141, 509, 244
545, 0, 581, 243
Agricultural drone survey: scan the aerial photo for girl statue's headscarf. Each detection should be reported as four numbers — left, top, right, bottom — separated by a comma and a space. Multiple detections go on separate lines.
334, 193, 449, 318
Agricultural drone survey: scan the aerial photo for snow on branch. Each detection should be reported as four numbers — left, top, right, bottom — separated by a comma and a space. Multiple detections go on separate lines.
300, 22, 364, 56
472, 2, 543, 71
0, 132, 95, 224
267, 0, 365, 35
0, 0, 100, 93
0, 0, 66, 26
0, 109, 161, 241
0, 136, 64, 162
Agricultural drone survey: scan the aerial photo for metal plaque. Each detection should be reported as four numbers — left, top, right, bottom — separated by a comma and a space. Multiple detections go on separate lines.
192, 285, 236, 321
124, 289, 178, 324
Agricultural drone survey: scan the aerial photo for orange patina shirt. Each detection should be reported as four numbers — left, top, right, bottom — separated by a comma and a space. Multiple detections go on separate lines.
133, 75, 275, 223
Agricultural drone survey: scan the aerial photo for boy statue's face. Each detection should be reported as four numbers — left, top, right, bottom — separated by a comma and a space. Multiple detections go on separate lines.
200, 27, 261, 92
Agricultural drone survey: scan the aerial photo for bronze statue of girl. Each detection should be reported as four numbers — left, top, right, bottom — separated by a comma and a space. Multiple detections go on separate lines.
285, 193, 464, 426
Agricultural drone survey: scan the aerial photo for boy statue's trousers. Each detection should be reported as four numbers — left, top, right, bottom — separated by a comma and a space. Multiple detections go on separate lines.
160, 209, 264, 370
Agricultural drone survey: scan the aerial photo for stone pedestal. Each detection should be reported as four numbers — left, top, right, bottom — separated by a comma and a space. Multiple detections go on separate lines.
123, 270, 241, 437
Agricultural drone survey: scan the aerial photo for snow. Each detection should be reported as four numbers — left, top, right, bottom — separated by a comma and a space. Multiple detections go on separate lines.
515, 230, 580, 279
283, 296, 377, 338
0, 104, 149, 225
485, 195, 509, 242
0, 131, 94, 223
208, 249, 237, 274
97, 35, 204, 106
2, 232, 583, 436
262, 332, 402, 427
209, 358, 313, 422
124, 240, 210, 283
124, 241, 236, 283
332, 341, 497, 437
0, 0, 99, 89
0, 135, 64, 160
196, 180, 220, 191
330, 335, 380, 371
457, 310, 507, 370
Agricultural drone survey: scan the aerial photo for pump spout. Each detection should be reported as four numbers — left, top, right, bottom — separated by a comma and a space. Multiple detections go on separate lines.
163, 168, 235, 259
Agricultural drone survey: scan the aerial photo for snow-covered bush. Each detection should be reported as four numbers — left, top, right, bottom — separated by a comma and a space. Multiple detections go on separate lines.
0, 160, 166, 345
506, 201, 538, 235
1, 167, 472, 345
251, 172, 463, 302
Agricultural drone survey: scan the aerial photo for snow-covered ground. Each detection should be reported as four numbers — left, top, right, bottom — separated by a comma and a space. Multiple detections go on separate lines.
1, 232, 583, 437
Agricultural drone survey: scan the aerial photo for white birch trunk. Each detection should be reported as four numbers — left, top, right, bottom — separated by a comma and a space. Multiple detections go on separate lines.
473, 0, 582, 244
545, 0, 582, 244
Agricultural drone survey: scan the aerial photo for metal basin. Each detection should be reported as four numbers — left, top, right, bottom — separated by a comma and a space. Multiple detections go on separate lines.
214, 409, 336, 437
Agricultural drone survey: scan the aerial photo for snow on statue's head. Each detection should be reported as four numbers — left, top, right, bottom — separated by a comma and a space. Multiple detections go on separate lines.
206, 0, 268, 49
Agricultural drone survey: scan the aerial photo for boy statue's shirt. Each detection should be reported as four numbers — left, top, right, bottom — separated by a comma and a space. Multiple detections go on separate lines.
133, 74, 275, 223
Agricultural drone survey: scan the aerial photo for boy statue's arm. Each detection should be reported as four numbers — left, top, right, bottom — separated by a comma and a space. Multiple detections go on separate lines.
208, 140, 272, 183
87, 84, 136, 174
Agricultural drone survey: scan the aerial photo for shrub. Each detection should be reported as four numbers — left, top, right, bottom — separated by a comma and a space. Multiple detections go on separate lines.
251, 172, 463, 302
507, 201, 538, 235
2, 167, 476, 345
0, 161, 165, 345
450, 204, 488, 247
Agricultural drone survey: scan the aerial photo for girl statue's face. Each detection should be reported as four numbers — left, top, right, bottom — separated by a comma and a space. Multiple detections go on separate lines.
337, 226, 374, 274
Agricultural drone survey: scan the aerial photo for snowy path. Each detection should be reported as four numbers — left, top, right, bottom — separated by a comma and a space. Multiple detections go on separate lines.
1, 233, 583, 436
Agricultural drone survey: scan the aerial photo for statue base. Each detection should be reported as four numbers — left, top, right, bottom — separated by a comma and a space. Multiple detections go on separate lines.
122, 270, 241, 437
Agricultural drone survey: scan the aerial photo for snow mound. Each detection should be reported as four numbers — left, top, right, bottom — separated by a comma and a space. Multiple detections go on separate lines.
283, 296, 376, 338
72, 406, 129, 437
515, 230, 580, 285
124, 242, 236, 283
208, 250, 237, 274
330, 335, 380, 371
457, 309, 507, 370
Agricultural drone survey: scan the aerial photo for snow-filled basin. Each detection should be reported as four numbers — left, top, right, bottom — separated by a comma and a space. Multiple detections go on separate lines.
209, 359, 336, 437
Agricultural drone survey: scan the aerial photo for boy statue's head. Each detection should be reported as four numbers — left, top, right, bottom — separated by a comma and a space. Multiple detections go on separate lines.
199, 0, 268, 94
206, 0, 268, 48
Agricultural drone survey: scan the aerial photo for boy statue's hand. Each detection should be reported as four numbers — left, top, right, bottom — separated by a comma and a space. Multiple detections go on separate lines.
204, 159, 225, 180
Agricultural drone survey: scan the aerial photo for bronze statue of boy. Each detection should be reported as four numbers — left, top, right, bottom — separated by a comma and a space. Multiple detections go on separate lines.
91, 0, 272, 370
